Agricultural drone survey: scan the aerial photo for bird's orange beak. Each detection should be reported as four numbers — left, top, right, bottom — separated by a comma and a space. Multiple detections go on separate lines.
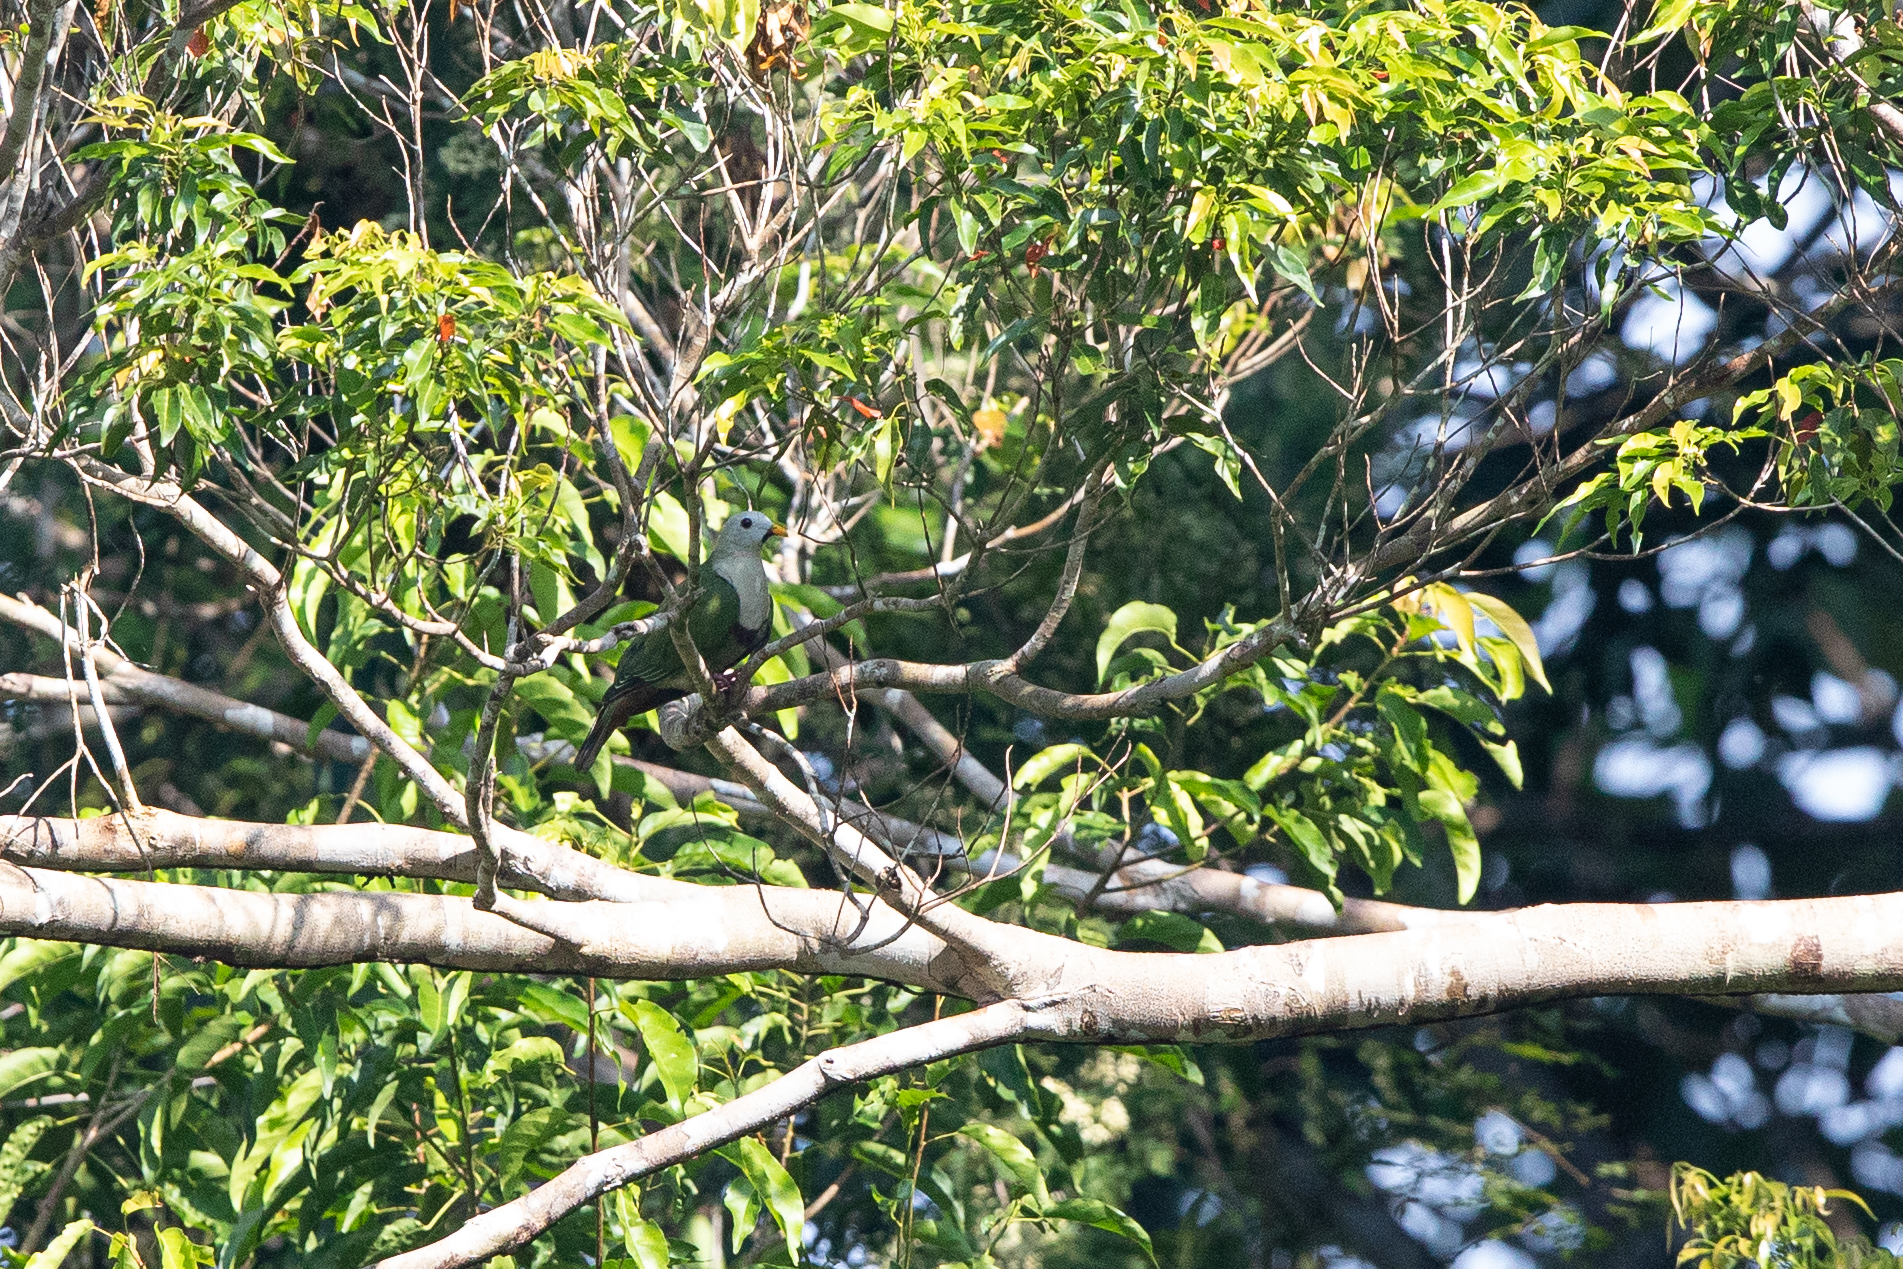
768, 522, 790, 539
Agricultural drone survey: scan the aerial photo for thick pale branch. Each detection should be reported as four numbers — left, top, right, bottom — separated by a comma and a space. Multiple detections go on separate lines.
3, 818, 1903, 1034
384, 889, 1903, 1267
0, 806, 756, 915
3, 823, 1900, 1034
14, 810, 1899, 1047
0, 803, 1468, 944
0, 851, 969, 989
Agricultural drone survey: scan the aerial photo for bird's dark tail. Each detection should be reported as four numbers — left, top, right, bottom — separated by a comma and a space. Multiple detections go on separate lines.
571, 720, 614, 774
570, 682, 679, 773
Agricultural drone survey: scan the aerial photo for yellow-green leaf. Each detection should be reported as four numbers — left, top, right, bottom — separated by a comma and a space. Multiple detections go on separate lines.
1465, 592, 1551, 694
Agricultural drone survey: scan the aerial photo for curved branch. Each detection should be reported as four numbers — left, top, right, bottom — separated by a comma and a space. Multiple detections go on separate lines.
674, 611, 1299, 738
815, 475, 1096, 599
376, 1001, 1036, 1269
780, 612, 1007, 808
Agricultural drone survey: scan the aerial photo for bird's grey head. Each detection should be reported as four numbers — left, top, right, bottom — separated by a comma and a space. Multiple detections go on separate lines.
712, 511, 787, 556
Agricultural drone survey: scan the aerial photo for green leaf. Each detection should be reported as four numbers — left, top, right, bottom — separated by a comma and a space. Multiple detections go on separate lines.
1418, 789, 1482, 903
0, 942, 78, 996
1146, 770, 1204, 860
1095, 600, 1178, 683
1632, 0, 1699, 43
731, 1136, 805, 1261
0, 1049, 61, 1101
1376, 692, 1431, 772
515, 674, 596, 743
0, 1116, 52, 1229
618, 1194, 670, 1269
27, 1219, 95, 1269
518, 983, 591, 1031
959, 1121, 1049, 1204
485, 1036, 567, 1075
497, 1108, 571, 1190
159, 1227, 205, 1269
1267, 806, 1333, 878
1465, 592, 1551, 693
828, 2, 892, 31
416, 970, 470, 1053
1482, 738, 1524, 789
647, 491, 693, 563
1014, 743, 1095, 789
1115, 911, 1223, 953
627, 998, 698, 1107
1039, 1198, 1156, 1265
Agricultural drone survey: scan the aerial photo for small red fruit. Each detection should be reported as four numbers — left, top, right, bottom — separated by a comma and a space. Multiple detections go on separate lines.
185, 26, 209, 55
1025, 237, 1053, 277
438, 313, 457, 343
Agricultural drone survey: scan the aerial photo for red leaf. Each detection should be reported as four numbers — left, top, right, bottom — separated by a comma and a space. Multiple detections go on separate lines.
185, 26, 209, 56
438, 314, 457, 343
846, 396, 882, 419
1794, 411, 1822, 446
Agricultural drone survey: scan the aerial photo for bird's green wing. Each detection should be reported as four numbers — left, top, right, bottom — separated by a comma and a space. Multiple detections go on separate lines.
602, 574, 744, 706
686, 573, 747, 669
602, 626, 683, 704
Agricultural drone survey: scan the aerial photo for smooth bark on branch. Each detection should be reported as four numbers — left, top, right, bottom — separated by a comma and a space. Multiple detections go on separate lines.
0, 808, 680, 907
0, 806, 1445, 942
0, 858, 970, 989
12, 810, 1900, 1045
375, 1000, 1040, 1269
2, 839, 1898, 1032
381, 889, 1903, 1267
1035, 854, 1462, 934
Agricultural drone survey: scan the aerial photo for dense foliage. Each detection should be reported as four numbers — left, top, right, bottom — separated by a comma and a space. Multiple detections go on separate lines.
9, 0, 1903, 1263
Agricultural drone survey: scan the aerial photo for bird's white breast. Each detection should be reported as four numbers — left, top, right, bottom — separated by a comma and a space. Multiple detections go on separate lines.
713, 554, 772, 631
